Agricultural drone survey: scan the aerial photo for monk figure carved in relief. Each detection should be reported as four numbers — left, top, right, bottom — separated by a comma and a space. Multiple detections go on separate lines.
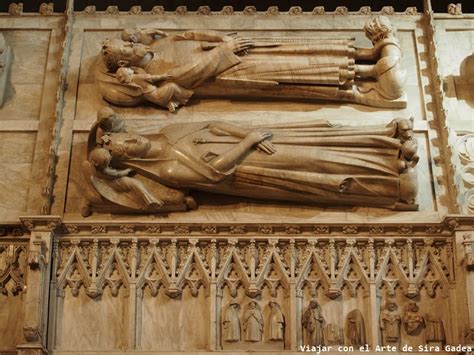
302, 300, 325, 347
243, 301, 264, 342
269, 301, 285, 341
96, 16, 407, 111
80, 107, 419, 216
223, 301, 241, 342
380, 301, 401, 345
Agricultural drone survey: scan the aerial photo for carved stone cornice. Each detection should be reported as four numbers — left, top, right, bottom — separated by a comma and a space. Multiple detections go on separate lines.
75, 5, 421, 17
59, 215, 474, 237
0, 223, 25, 239
19, 216, 62, 233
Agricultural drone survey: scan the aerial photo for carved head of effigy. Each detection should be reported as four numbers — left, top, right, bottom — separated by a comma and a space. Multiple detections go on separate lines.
101, 38, 149, 72
364, 16, 395, 44
102, 133, 152, 160
97, 106, 125, 133
121, 28, 139, 43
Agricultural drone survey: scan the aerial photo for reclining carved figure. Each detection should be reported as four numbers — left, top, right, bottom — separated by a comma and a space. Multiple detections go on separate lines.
96, 16, 407, 112
80, 107, 419, 216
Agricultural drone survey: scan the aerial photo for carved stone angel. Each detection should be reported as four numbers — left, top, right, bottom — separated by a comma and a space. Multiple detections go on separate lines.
96, 16, 407, 111
80, 108, 419, 216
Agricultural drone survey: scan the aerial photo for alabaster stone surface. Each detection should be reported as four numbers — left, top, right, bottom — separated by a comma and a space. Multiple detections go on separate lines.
0, 6, 473, 355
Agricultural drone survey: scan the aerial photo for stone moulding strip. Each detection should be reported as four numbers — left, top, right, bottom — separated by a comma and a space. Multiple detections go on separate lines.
35, 215, 474, 237
0, 215, 468, 238
73, 5, 420, 17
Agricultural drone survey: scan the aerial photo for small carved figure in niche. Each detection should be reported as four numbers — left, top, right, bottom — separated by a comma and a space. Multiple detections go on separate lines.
380, 301, 401, 345
346, 309, 366, 347
243, 301, 263, 342
269, 301, 285, 341
97, 17, 408, 110
425, 315, 446, 345
115, 67, 193, 112
402, 301, 425, 335
223, 300, 241, 342
121, 28, 169, 46
302, 300, 325, 346
81, 108, 420, 215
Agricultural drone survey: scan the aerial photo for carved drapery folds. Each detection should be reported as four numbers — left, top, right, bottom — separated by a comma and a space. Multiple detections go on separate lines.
96, 16, 407, 111
81, 108, 419, 216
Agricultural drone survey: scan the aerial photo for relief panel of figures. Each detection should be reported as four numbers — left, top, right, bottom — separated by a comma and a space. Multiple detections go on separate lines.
50, 236, 456, 351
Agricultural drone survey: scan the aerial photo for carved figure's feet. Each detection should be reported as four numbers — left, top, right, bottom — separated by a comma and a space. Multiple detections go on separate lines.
353, 84, 407, 108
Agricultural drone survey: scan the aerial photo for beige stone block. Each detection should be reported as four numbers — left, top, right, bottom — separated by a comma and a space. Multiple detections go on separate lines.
141, 289, 209, 351
0, 286, 23, 351
0, 132, 35, 163
75, 84, 106, 121
0, 84, 43, 120
64, 133, 87, 214
2, 30, 51, 85
59, 288, 127, 350
0, 163, 32, 215
0, 132, 35, 217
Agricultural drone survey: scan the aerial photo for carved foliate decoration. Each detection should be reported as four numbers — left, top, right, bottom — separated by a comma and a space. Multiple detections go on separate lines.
448, 3, 462, 15
39, 2, 53, 15
8, 3, 23, 16
0, 243, 27, 295
128, 6, 142, 15
105, 6, 119, 15
455, 135, 474, 214
463, 234, 474, 271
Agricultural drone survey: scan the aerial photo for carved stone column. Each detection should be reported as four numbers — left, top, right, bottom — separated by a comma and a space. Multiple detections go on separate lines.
17, 216, 61, 355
